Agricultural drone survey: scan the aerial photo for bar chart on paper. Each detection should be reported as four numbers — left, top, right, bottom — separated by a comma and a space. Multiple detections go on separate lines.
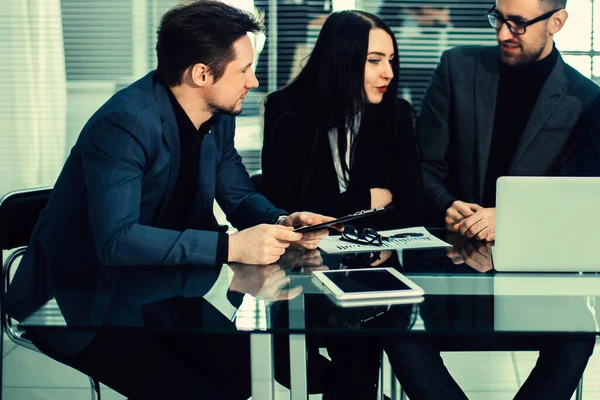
318, 227, 451, 254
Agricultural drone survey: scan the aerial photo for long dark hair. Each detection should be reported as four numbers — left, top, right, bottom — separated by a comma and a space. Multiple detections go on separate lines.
267, 10, 400, 189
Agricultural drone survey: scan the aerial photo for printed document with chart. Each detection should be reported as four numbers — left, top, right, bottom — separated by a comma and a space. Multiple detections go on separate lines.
318, 227, 451, 254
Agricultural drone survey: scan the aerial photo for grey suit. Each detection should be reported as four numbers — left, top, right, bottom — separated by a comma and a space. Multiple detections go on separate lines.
419, 46, 600, 225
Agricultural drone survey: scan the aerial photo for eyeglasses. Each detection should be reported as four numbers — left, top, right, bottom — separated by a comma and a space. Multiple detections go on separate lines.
341, 225, 383, 246
340, 225, 426, 247
485, 5, 562, 35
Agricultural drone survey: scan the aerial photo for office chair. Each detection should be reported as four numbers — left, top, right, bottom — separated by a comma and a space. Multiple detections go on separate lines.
0, 187, 101, 400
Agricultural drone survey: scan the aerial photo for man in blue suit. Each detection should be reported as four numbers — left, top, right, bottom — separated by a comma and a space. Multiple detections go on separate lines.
5, 1, 334, 398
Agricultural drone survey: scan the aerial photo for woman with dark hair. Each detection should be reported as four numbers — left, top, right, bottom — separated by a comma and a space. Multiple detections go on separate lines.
261, 10, 424, 232
261, 10, 423, 400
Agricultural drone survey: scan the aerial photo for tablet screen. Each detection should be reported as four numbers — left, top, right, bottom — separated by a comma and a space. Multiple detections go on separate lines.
323, 269, 412, 293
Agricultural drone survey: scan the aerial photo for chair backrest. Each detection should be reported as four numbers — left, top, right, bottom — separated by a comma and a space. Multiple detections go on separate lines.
0, 187, 52, 350
0, 187, 52, 252
0, 187, 102, 396
0, 186, 52, 289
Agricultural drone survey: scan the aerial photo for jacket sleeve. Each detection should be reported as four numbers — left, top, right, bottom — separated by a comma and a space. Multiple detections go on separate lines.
390, 100, 425, 227
261, 98, 371, 217
105, 266, 221, 307
418, 50, 458, 226
571, 95, 600, 176
214, 116, 286, 229
81, 107, 222, 268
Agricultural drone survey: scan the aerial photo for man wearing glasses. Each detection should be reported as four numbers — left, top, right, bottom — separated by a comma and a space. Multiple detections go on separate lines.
385, 0, 599, 399
418, 0, 599, 242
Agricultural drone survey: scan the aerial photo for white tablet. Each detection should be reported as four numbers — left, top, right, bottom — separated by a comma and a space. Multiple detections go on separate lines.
311, 267, 424, 301
317, 287, 424, 308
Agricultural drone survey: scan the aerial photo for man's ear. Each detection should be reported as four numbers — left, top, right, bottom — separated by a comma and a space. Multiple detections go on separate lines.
549, 9, 568, 35
190, 63, 212, 87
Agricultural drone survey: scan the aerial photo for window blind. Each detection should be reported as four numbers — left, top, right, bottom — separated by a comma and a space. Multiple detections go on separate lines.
1, 0, 598, 191
59, 0, 600, 116
61, 0, 133, 81
365, 0, 496, 110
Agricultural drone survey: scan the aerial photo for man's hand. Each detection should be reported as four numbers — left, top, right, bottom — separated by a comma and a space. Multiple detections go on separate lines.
370, 251, 393, 266
229, 263, 303, 301
278, 248, 324, 270
289, 248, 329, 275
446, 240, 494, 273
445, 200, 483, 232
281, 211, 340, 250
370, 188, 393, 209
228, 224, 302, 265
454, 208, 496, 241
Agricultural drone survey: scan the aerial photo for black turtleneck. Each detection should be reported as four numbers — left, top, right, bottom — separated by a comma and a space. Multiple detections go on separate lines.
158, 89, 228, 267
482, 45, 559, 208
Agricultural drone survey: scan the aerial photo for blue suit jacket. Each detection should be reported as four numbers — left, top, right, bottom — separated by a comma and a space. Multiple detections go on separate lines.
6, 71, 284, 352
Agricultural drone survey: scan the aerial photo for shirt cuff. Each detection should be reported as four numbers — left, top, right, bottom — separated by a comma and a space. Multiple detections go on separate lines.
216, 232, 229, 267
440, 198, 458, 227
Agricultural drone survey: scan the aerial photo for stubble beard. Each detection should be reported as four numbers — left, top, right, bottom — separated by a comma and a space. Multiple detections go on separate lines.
500, 41, 548, 66
499, 27, 550, 67
207, 101, 242, 116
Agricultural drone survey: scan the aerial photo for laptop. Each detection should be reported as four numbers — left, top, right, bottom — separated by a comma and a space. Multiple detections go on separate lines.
493, 274, 599, 332
494, 295, 597, 333
493, 177, 600, 272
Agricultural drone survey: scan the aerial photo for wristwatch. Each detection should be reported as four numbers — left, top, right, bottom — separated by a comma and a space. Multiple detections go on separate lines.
275, 215, 288, 225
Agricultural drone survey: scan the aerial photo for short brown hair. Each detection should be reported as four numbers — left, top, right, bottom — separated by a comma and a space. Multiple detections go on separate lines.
156, 0, 264, 86
539, 0, 567, 9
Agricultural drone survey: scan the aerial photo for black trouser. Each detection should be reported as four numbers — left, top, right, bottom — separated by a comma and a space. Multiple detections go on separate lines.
28, 294, 339, 400
30, 329, 252, 399
27, 296, 264, 400
384, 335, 595, 400
273, 334, 383, 399
273, 294, 416, 400
323, 335, 383, 399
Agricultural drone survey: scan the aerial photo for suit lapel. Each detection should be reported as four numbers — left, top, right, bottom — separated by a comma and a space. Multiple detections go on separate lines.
198, 127, 217, 219
153, 78, 180, 221
510, 56, 569, 171
474, 50, 500, 200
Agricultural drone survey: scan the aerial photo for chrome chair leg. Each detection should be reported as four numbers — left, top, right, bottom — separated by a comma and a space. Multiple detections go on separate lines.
576, 376, 584, 400
378, 365, 384, 400
391, 372, 397, 400
89, 376, 101, 400
399, 387, 406, 400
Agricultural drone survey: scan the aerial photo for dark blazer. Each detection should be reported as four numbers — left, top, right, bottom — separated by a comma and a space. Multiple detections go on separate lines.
419, 46, 600, 225
574, 94, 600, 176
6, 71, 284, 353
261, 91, 424, 230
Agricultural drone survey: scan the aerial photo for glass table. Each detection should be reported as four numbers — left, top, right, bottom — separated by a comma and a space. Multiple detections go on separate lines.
8, 233, 600, 400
